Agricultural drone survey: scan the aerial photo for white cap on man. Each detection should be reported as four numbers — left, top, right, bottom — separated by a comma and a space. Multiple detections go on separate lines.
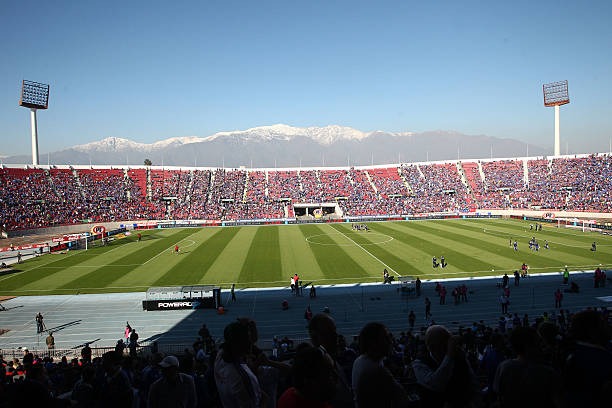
159, 355, 179, 368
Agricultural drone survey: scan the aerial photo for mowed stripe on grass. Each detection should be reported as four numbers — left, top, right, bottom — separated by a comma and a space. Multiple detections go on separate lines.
301, 224, 372, 283
138, 227, 232, 287
2, 219, 610, 296
58, 229, 202, 291
447, 219, 607, 271
237, 225, 283, 285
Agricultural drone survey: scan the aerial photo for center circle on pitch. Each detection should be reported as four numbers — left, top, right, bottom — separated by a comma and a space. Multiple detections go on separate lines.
306, 232, 394, 246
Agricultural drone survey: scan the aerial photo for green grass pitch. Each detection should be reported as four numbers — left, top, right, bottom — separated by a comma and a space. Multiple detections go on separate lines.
1, 219, 610, 296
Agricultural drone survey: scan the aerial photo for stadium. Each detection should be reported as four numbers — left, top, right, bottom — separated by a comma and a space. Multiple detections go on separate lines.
0, 9, 612, 408
1, 155, 610, 334
3, 120, 612, 408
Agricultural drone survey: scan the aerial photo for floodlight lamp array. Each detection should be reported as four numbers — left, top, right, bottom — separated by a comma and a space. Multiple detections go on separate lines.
543, 80, 569, 107
19, 80, 50, 110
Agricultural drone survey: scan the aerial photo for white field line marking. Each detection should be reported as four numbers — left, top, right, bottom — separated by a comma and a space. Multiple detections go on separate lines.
331, 226, 401, 277
0, 249, 85, 283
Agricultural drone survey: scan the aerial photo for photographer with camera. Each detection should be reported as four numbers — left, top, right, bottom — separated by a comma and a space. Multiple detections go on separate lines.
412, 325, 480, 407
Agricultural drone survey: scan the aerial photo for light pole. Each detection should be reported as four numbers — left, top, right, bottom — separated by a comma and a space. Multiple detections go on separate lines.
19, 80, 50, 166
543, 81, 570, 157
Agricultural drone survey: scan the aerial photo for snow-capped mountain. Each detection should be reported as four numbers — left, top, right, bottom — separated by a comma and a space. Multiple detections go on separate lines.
72, 135, 207, 152
72, 124, 370, 153
3, 124, 548, 167
206, 124, 369, 145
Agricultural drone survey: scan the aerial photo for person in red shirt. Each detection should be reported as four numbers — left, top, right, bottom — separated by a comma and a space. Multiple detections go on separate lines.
277, 345, 336, 408
174, 244, 179, 254
439, 286, 447, 305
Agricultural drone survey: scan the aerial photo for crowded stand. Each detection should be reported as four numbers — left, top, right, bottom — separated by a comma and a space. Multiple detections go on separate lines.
267, 170, 300, 201
297, 170, 322, 202
337, 168, 379, 216
479, 160, 526, 209
461, 161, 486, 201
1, 154, 612, 231
401, 163, 471, 213
181, 169, 213, 220
368, 167, 409, 199
0, 304, 608, 407
318, 169, 353, 201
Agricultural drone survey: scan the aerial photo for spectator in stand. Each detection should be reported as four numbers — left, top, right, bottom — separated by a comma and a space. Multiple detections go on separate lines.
3, 362, 71, 407
115, 339, 126, 355
351, 322, 410, 407
214, 321, 266, 408
81, 342, 92, 364
277, 345, 337, 408
71, 365, 96, 408
139, 353, 164, 407
237, 317, 290, 405
308, 313, 354, 408
412, 325, 480, 407
148, 355, 197, 408
563, 309, 612, 407
493, 326, 563, 408
98, 351, 134, 408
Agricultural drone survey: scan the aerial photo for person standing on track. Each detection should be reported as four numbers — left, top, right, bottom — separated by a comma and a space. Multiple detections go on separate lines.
36, 312, 44, 333
124, 322, 132, 346
424, 297, 432, 321
46, 332, 55, 350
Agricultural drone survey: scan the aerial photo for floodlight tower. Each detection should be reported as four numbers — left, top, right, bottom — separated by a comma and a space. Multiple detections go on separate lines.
19, 80, 50, 166
543, 80, 569, 156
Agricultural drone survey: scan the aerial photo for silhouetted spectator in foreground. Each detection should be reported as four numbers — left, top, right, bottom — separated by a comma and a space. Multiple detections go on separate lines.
99, 351, 133, 408
412, 325, 480, 407
148, 355, 197, 408
309, 313, 354, 408
493, 326, 563, 408
352, 322, 409, 407
563, 310, 612, 408
214, 321, 266, 408
4, 363, 70, 407
277, 345, 337, 408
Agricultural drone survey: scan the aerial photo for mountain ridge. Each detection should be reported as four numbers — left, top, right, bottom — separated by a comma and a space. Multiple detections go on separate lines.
4, 124, 549, 167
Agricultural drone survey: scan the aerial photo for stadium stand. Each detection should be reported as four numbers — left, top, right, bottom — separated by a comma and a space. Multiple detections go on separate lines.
2, 154, 612, 231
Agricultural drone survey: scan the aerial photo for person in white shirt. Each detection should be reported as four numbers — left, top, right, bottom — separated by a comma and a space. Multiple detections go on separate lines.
214, 321, 265, 408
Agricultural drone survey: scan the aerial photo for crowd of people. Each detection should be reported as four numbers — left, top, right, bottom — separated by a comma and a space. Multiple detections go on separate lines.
1, 302, 609, 407
2, 154, 612, 231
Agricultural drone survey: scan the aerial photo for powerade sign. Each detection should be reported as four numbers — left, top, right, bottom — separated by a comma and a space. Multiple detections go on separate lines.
158, 301, 200, 309
143, 300, 204, 310
142, 296, 217, 311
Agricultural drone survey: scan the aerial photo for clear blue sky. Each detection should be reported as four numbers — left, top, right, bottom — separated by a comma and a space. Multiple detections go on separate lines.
1, 0, 611, 157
